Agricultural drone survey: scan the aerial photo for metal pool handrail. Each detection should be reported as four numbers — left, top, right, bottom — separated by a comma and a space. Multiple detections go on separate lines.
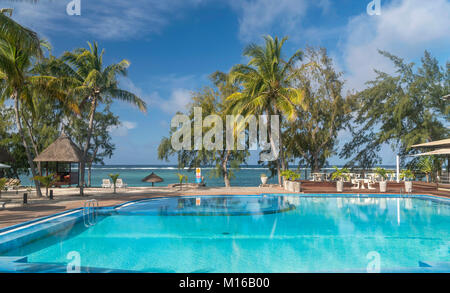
83, 199, 99, 227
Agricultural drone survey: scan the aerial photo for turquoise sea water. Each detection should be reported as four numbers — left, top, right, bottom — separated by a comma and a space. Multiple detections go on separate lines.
19, 164, 398, 187
4, 195, 449, 272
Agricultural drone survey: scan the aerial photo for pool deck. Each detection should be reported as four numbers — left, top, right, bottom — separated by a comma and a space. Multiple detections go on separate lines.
0, 182, 448, 229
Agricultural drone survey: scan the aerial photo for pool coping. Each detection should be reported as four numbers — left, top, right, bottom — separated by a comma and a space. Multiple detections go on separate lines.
0, 193, 449, 273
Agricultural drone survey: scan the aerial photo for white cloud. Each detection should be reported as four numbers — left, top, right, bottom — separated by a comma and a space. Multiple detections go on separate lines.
120, 74, 204, 115
229, 0, 329, 41
151, 89, 193, 114
340, 0, 450, 91
108, 121, 137, 137
8, 0, 207, 40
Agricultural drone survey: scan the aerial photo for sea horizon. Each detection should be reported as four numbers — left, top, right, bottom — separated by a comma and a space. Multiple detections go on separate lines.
19, 164, 399, 188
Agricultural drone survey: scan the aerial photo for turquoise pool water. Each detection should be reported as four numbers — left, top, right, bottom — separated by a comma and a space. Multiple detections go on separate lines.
2, 195, 450, 272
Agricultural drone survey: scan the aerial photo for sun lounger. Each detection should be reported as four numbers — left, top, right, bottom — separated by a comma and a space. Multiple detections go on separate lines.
351, 179, 360, 189
0, 199, 11, 209
101, 179, 112, 188
367, 180, 376, 190
5, 179, 21, 193
116, 179, 127, 189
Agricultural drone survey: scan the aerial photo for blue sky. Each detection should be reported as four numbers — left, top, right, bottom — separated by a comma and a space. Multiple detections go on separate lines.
4, 0, 450, 165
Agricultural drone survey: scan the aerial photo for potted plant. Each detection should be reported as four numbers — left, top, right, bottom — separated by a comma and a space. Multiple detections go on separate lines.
177, 173, 188, 190
281, 170, 301, 192
374, 167, 388, 192
260, 173, 268, 185
400, 169, 415, 193
281, 170, 292, 190
331, 166, 350, 192
32, 173, 58, 197
288, 172, 301, 192
109, 173, 120, 194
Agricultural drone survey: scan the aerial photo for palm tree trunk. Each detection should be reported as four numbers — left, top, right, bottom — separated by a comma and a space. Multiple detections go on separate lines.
80, 97, 97, 196
87, 146, 98, 187
279, 138, 286, 185
222, 150, 231, 187
267, 116, 282, 185
23, 115, 42, 176
278, 114, 287, 173
276, 160, 281, 185
13, 92, 42, 197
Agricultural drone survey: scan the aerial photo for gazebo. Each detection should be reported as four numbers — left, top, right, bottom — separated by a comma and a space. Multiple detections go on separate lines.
142, 172, 164, 186
34, 133, 84, 187
411, 138, 450, 190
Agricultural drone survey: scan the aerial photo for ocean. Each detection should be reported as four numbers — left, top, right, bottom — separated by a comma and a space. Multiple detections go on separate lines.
18, 164, 398, 188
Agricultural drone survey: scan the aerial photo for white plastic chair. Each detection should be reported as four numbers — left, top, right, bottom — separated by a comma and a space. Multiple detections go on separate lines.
101, 179, 111, 188
116, 179, 127, 189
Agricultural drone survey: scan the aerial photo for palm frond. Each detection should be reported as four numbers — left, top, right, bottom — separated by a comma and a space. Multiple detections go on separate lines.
108, 88, 147, 113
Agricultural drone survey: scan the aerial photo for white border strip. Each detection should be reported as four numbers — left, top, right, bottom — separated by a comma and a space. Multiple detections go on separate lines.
0, 210, 80, 237
115, 197, 177, 210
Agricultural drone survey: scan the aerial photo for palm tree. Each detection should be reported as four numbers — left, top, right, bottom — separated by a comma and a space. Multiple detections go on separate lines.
226, 35, 306, 185
108, 173, 119, 194
32, 173, 57, 197
20, 53, 81, 178
0, 9, 41, 55
62, 42, 146, 195
418, 156, 433, 183
0, 10, 43, 197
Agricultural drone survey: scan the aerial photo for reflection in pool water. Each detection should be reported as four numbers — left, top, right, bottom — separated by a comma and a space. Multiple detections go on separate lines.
115, 195, 296, 216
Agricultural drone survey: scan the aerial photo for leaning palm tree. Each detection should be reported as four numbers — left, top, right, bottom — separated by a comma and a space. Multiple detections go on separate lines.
0, 11, 43, 196
226, 36, 306, 185
62, 42, 147, 195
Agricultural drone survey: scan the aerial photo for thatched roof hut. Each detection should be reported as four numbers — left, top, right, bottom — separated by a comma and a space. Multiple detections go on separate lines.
142, 172, 164, 186
34, 134, 84, 163
0, 147, 13, 163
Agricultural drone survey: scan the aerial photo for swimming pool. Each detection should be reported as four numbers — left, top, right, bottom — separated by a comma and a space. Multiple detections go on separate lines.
0, 194, 449, 273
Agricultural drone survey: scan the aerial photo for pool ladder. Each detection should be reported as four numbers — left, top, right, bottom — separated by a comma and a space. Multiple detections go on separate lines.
83, 199, 98, 227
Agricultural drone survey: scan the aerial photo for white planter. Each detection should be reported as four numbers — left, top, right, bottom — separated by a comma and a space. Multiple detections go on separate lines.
287, 181, 294, 192
261, 176, 268, 185
283, 177, 288, 190
292, 181, 301, 193
379, 181, 387, 193
336, 181, 344, 192
404, 181, 413, 193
